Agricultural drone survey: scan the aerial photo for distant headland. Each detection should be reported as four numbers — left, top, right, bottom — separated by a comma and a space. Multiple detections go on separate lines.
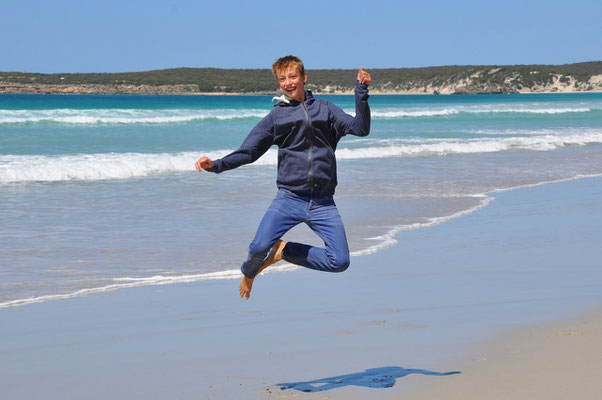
1, 61, 601, 95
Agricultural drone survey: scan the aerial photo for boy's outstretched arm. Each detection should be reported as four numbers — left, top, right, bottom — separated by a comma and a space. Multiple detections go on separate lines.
194, 113, 275, 174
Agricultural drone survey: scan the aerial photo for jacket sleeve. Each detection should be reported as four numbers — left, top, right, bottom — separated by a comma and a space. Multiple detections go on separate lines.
206, 112, 275, 173
329, 80, 371, 138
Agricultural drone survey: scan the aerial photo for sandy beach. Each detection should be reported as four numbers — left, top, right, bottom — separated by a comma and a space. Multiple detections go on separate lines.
1, 176, 601, 399
402, 308, 602, 400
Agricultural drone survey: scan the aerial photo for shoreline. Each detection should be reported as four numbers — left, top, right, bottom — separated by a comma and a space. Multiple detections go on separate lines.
1, 175, 601, 399
2, 173, 599, 310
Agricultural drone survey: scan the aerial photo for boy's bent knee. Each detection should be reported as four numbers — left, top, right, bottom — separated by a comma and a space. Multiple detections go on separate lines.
331, 255, 350, 273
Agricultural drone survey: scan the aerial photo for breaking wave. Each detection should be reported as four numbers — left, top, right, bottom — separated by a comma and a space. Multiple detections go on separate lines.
1, 104, 598, 125
0, 108, 269, 125
2, 130, 601, 183
368, 106, 594, 118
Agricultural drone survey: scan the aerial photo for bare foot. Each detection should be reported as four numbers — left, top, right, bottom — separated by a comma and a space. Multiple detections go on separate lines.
239, 240, 286, 300
239, 276, 254, 300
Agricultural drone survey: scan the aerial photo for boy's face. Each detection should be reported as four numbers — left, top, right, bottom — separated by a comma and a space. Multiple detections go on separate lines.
276, 66, 307, 103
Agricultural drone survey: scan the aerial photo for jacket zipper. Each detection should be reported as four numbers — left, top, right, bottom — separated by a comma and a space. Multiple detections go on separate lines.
301, 101, 314, 193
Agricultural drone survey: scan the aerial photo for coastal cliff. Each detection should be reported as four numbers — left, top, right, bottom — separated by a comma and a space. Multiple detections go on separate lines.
1, 62, 601, 95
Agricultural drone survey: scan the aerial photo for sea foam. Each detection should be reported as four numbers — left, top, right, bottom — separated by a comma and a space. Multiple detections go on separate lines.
0, 104, 597, 125
359, 105, 596, 118
2, 130, 602, 184
0, 108, 270, 125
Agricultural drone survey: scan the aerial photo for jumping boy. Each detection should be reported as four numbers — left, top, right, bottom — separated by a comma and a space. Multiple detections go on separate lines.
195, 55, 371, 299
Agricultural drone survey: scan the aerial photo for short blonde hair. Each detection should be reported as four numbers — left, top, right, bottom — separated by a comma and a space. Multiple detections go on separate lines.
271, 55, 305, 77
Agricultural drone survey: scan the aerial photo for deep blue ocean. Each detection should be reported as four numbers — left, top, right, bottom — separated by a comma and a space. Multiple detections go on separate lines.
1, 92, 601, 307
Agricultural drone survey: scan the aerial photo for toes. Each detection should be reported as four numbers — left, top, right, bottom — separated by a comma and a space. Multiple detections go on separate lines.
239, 283, 251, 299
239, 276, 254, 300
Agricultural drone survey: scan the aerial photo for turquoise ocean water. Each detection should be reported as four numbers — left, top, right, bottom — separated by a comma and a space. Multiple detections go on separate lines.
1, 92, 601, 307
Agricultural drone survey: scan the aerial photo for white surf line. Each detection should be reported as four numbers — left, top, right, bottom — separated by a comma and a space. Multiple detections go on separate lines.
351, 194, 494, 256
0, 270, 242, 309
359, 107, 595, 118
0, 265, 302, 309
0, 109, 270, 125
351, 173, 602, 257
488, 173, 602, 194
353, 173, 602, 257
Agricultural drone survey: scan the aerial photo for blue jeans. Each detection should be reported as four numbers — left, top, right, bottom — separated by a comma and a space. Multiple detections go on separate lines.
241, 189, 350, 278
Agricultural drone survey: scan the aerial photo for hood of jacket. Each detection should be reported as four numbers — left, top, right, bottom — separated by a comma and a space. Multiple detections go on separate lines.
273, 90, 315, 107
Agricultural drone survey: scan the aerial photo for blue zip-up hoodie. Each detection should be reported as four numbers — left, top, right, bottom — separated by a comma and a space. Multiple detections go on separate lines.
207, 81, 370, 195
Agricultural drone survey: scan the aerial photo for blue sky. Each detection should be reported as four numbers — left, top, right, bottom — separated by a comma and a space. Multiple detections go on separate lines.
3, 0, 601, 73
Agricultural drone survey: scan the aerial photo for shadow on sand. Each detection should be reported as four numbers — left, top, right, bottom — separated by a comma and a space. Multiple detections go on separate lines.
277, 366, 460, 392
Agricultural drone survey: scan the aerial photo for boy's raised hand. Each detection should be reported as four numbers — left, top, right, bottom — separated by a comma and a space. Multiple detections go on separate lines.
357, 67, 372, 85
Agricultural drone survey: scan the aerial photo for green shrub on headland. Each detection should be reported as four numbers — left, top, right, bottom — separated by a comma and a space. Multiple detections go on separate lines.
1, 62, 600, 95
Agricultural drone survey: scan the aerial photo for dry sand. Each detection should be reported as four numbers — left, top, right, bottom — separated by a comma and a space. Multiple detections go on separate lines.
400, 308, 602, 400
